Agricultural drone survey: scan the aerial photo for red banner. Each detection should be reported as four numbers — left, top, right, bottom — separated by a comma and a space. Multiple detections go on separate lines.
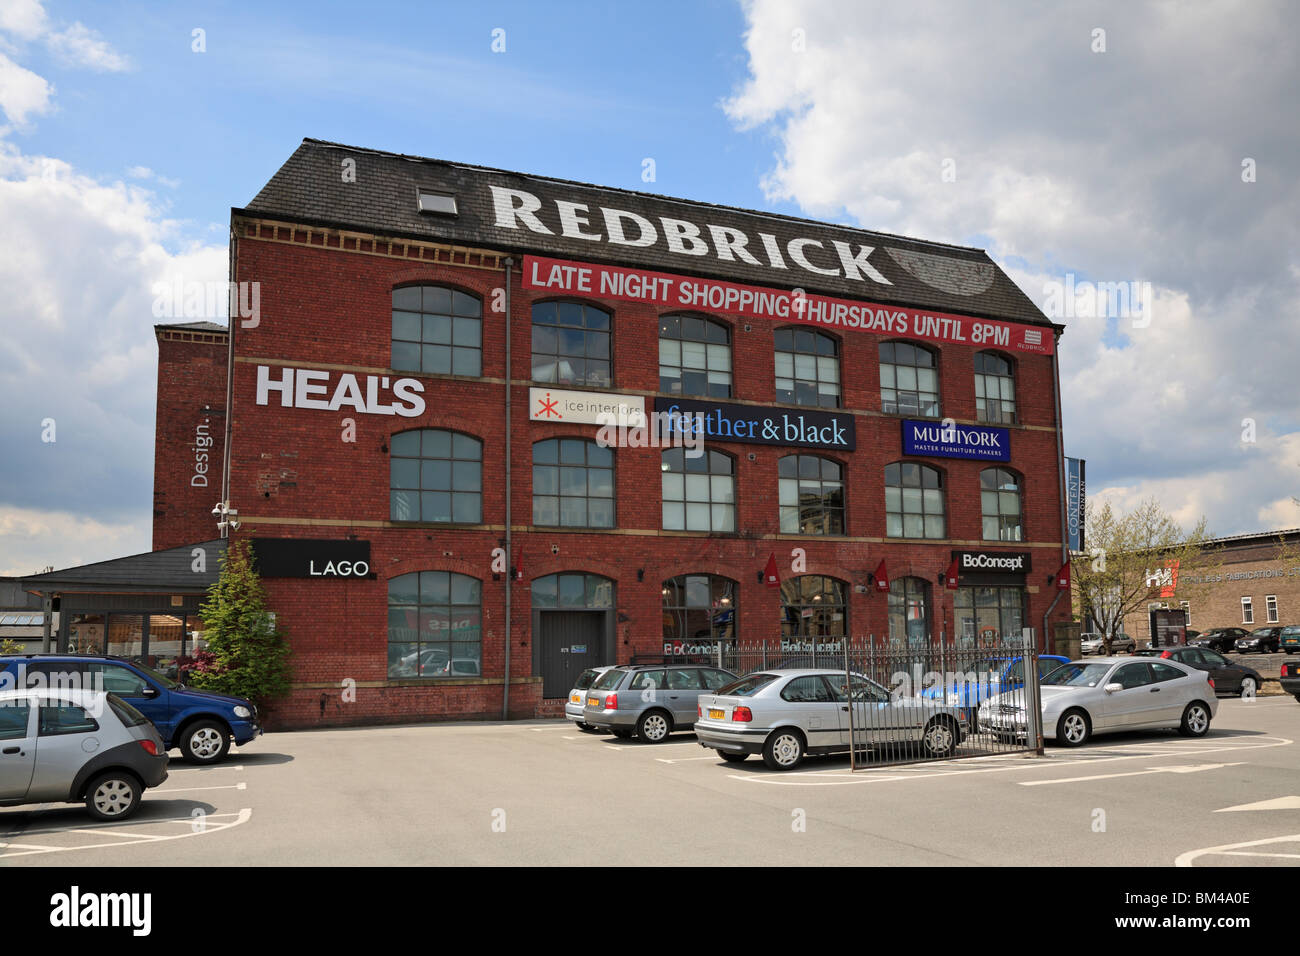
873, 559, 890, 592
522, 255, 1054, 355
764, 552, 781, 589
945, 558, 961, 590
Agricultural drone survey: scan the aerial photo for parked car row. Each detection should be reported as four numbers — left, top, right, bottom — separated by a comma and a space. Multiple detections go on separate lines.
1086, 626, 1300, 655
0, 653, 262, 821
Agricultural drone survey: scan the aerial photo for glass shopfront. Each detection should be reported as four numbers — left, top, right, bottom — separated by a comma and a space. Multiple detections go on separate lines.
67, 612, 205, 679
955, 586, 1026, 648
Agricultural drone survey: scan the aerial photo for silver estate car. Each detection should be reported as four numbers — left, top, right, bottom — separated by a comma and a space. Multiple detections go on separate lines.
0, 688, 170, 820
980, 656, 1218, 746
564, 665, 616, 731
694, 669, 969, 771
582, 664, 738, 742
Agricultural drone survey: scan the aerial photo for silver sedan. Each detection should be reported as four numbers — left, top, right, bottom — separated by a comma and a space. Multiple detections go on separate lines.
695, 668, 969, 771
980, 657, 1217, 746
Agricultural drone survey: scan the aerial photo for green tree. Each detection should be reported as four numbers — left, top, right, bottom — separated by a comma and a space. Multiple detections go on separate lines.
190, 539, 292, 705
1072, 497, 1219, 652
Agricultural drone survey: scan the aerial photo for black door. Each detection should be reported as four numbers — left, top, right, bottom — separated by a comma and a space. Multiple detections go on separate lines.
539, 612, 605, 699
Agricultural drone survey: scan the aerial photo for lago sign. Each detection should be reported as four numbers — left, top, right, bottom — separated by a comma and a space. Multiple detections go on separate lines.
901, 419, 1010, 462
653, 397, 855, 451
252, 538, 372, 579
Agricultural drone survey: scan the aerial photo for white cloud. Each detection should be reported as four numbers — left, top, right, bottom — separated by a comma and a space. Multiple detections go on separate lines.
0, 143, 226, 574
0, 0, 49, 43
0, 51, 54, 125
727, 0, 1300, 536
46, 22, 131, 72
0, 505, 146, 577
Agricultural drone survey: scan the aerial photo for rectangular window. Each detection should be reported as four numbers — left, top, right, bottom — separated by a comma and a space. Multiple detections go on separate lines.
1180, 600, 1190, 626
1241, 596, 1253, 625
1266, 595, 1278, 623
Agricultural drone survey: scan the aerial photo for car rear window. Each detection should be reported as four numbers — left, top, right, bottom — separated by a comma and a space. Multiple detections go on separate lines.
592, 669, 627, 690
575, 669, 603, 690
106, 693, 150, 728
716, 674, 778, 697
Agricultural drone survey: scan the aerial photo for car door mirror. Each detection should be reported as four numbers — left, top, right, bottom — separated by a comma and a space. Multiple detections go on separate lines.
141, 685, 160, 699
1104, 682, 1123, 694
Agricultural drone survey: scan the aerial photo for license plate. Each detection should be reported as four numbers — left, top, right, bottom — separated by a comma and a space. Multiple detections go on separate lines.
570, 694, 580, 703
588, 697, 599, 707
709, 709, 724, 719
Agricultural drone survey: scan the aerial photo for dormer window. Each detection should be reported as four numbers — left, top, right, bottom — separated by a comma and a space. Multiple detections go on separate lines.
417, 191, 458, 216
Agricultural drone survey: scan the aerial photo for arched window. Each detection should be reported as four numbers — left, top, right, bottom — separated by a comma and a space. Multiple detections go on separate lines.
974, 352, 1015, 423
659, 314, 732, 397
778, 454, 844, 535
780, 576, 847, 645
662, 575, 737, 651
774, 327, 840, 407
888, 577, 931, 642
390, 430, 482, 523
387, 571, 482, 678
531, 301, 611, 387
531, 572, 614, 609
392, 286, 482, 377
880, 341, 939, 417
981, 468, 1022, 541
884, 462, 945, 539
532, 438, 614, 528
661, 448, 735, 532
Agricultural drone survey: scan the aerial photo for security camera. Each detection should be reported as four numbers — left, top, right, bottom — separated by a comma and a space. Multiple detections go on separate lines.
212, 503, 224, 516
229, 520, 241, 531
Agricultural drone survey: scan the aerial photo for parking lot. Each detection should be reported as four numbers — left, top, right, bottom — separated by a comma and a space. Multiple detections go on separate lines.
2, 695, 1297, 867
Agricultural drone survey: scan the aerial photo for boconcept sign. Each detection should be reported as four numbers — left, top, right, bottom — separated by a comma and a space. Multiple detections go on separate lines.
952, 550, 1032, 574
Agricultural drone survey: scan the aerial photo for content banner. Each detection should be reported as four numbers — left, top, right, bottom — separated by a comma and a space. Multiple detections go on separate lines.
523, 255, 1054, 355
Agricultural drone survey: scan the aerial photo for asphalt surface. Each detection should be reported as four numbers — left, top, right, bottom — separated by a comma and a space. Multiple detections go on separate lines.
2, 695, 1298, 866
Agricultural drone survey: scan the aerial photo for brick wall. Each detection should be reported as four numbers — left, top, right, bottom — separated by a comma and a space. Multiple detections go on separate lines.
153, 329, 228, 550
209, 222, 1069, 727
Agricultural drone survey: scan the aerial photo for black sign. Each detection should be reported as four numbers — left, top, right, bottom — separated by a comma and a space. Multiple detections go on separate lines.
251, 538, 372, 579
952, 550, 1033, 574
653, 397, 856, 451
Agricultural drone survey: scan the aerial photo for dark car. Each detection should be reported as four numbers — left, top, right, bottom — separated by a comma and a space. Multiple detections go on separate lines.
1138, 645, 1262, 698
1281, 626, 1300, 655
1191, 628, 1249, 654
0, 655, 261, 764
1237, 627, 1285, 654
1280, 660, 1300, 701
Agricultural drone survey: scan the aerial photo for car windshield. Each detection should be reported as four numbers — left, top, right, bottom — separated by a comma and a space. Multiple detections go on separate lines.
1041, 662, 1112, 687
591, 669, 626, 690
131, 661, 179, 690
717, 674, 778, 697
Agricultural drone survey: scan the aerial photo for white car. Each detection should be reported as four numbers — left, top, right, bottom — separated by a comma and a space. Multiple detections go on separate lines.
695, 668, 969, 771
980, 656, 1217, 746
1081, 633, 1135, 655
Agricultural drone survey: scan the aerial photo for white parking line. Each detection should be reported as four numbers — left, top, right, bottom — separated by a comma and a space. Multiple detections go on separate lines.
655, 756, 721, 764
1019, 762, 1244, 786
153, 782, 247, 794
1176, 833, 1300, 867
167, 764, 244, 773
0, 808, 253, 859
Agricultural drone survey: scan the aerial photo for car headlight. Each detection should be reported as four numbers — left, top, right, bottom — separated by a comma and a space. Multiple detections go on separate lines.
233, 705, 252, 718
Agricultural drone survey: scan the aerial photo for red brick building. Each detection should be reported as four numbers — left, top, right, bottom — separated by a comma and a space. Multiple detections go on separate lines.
153, 138, 1072, 727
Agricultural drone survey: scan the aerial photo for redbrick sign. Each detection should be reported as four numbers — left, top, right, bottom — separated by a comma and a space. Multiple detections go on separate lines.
522, 255, 1054, 355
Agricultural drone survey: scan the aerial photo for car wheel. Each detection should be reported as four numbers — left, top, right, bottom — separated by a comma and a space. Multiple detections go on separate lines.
85, 771, 142, 821
718, 751, 748, 763
635, 710, 672, 743
1179, 701, 1212, 737
762, 728, 806, 771
181, 720, 230, 763
922, 717, 959, 757
1239, 677, 1257, 699
1056, 708, 1091, 747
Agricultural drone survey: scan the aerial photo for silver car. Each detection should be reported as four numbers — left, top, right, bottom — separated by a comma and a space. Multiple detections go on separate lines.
564, 665, 616, 731
694, 669, 969, 771
582, 665, 738, 742
0, 688, 170, 820
1081, 633, 1135, 655
980, 656, 1217, 746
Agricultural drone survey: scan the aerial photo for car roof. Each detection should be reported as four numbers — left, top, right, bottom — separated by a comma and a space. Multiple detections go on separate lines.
0, 687, 110, 703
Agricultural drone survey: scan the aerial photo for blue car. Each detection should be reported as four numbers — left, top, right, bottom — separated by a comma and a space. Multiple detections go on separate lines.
0, 655, 261, 764
922, 655, 1069, 732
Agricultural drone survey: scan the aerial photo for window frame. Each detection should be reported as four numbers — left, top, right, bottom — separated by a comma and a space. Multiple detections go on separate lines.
386, 571, 484, 679
974, 350, 1017, 424
1241, 596, 1254, 625
658, 313, 733, 398
530, 298, 613, 389
884, 461, 947, 539
879, 339, 940, 418
531, 437, 615, 530
390, 429, 484, 525
1266, 594, 1279, 624
773, 326, 842, 408
391, 284, 483, 378
661, 448, 737, 534
778, 454, 846, 536
980, 467, 1024, 542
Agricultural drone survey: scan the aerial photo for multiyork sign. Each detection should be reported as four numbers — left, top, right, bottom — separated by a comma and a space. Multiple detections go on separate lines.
529, 387, 646, 426
901, 420, 1010, 462
521, 256, 1054, 355
254, 366, 425, 417
653, 397, 856, 451
952, 550, 1032, 574
251, 539, 372, 579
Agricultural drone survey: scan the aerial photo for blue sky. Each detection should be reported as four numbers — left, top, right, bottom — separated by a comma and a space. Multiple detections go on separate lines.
1, 0, 1297, 574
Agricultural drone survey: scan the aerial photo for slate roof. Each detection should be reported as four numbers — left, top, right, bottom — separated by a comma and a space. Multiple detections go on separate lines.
155, 321, 228, 333
239, 138, 1058, 330
18, 540, 226, 594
